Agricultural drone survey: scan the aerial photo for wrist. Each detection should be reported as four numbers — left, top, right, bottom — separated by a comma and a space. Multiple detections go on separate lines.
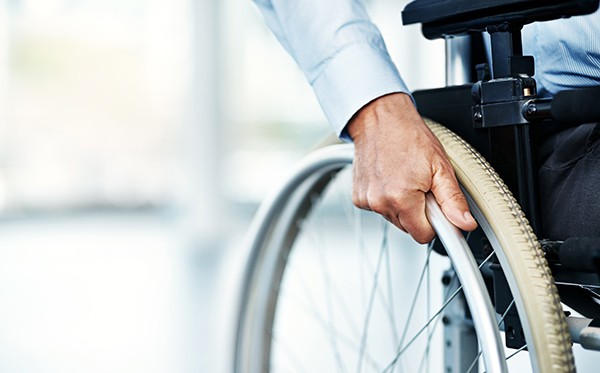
346, 92, 417, 141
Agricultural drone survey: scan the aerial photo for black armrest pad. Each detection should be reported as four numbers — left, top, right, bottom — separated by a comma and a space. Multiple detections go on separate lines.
402, 0, 599, 39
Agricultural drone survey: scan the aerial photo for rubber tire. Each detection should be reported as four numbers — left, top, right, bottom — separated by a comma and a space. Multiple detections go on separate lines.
234, 119, 574, 372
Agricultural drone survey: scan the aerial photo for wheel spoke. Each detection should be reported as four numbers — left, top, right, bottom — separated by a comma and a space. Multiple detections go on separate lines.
416, 273, 461, 373
384, 282, 464, 372
269, 332, 310, 373
384, 222, 400, 349
288, 296, 384, 372
295, 203, 360, 337
506, 345, 527, 361
307, 194, 348, 372
356, 224, 388, 373
465, 299, 517, 373
392, 243, 434, 371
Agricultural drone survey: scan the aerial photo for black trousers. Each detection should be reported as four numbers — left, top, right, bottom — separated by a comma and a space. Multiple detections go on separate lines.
538, 123, 600, 240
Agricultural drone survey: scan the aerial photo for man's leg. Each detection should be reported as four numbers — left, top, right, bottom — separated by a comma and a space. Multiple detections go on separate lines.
538, 123, 600, 240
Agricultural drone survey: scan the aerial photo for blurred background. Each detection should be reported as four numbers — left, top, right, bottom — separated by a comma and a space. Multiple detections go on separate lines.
0, 0, 444, 371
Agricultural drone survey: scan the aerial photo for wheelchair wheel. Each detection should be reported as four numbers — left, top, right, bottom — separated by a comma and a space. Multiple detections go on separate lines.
234, 120, 574, 372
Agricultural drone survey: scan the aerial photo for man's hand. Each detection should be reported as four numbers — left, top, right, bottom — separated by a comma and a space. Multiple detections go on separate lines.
347, 92, 477, 243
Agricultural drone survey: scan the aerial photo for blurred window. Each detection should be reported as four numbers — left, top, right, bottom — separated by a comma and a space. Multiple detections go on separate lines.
221, 0, 329, 205
0, 0, 192, 213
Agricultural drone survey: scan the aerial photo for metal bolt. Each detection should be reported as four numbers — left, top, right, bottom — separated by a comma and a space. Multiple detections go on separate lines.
526, 104, 537, 115
473, 111, 483, 122
441, 273, 452, 285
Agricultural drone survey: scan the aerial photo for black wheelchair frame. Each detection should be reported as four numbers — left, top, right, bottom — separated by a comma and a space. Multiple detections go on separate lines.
403, 0, 600, 351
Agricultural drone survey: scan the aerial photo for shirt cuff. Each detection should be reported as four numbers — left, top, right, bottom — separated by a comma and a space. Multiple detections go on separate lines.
311, 43, 411, 141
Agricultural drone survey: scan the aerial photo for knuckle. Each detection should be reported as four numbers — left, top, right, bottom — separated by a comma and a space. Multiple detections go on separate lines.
366, 187, 405, 214
352, 185, 370, 209
406, 223, 435, 243
351, 191, 362, 207
439, 157, 455, 171
394, 198, 415, 213
434, 160, 456, 179
367, 196, 388, 214
413, 231, 436, 244
441, 189, 468, 207
399, 213, 435, 244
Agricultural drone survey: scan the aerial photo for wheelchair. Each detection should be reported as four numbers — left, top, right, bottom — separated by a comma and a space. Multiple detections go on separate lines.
234, 1, 600, 371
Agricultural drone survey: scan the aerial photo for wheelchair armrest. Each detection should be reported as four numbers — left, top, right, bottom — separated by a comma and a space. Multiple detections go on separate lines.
551, 87, 600, 124
402, 0, 599, 39
560, 236, 600, 273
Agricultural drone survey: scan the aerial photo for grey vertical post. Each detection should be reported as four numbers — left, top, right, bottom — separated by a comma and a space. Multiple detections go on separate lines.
177, 3, 228, 373
0, 0, 9, 160
178, 0, 227, 246
445, 35, 472, 86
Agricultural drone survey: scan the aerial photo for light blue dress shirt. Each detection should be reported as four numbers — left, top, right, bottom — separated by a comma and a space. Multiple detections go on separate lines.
253, 1, 600, 138
523, 10, 600, 98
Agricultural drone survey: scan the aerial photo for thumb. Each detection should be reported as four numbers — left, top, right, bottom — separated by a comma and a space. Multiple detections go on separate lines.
430, 169, 478, 231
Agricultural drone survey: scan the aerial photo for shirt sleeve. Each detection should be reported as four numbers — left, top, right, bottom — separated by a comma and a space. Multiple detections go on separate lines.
252, 0, 411, 139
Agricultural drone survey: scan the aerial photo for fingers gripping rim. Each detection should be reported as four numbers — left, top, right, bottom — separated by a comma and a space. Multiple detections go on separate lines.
425, 119, 575, 373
